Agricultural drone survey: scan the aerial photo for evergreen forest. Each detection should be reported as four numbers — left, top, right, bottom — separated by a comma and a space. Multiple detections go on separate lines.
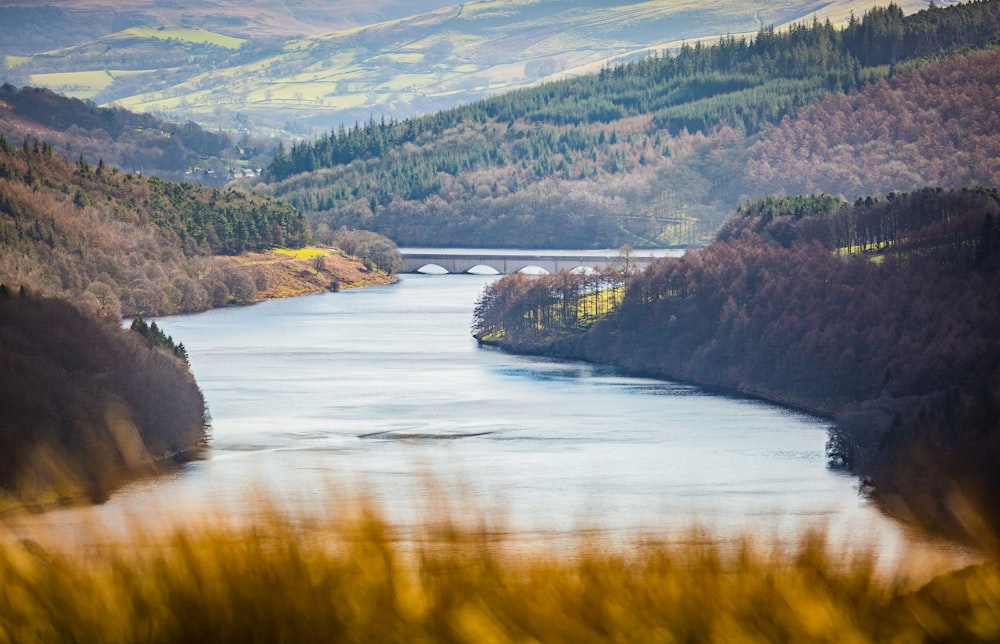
261, 0, 1000, 248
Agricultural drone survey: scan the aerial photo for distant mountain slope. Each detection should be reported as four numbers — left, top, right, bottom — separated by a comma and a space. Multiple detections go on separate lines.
258, 1, 1000, 248
0, 1, 457, 52
0, 84, 250, 186
1, 0, 927, 135
0, 5, 146, 55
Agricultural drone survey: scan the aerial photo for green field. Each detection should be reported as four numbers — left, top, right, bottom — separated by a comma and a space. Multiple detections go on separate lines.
4, 55, 30, 68
121, 26, 246, 49
27, 70, 149, 98
7, 0, 930, 135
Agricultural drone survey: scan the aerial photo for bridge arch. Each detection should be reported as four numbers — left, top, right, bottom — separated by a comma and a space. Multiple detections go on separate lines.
467, 265, 501, 275
415, 263, 449, 274
400, 250, 672, 275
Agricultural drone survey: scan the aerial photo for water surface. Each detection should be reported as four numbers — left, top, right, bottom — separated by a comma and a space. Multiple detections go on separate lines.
10, 276, 975, 568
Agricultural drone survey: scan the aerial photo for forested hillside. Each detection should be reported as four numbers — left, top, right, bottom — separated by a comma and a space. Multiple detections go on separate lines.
741, 48, 1000, 199
260, 0, 1000, 248
0, 84, 263, 186
473, 188, 1000, 543
5, 1, 925, 138
0, 135, 310, 317
0, 287, 207, 506
0, 1, 457, 53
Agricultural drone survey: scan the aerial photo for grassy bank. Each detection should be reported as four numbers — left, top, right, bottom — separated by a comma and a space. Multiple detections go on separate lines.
2, 500, 998, 642
215, 246, 396, 301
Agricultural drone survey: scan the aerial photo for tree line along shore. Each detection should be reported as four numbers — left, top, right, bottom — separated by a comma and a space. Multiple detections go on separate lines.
474, 188, 1000, 547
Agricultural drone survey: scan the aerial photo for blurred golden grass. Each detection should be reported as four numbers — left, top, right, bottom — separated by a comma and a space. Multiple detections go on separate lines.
1, 499, 998, 643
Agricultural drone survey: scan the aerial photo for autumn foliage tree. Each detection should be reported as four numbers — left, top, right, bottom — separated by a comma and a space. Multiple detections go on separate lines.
0, 287, 207, 503
742, 49, 1000, 201
0, 133, 309, 316
474, 188, 1000, 543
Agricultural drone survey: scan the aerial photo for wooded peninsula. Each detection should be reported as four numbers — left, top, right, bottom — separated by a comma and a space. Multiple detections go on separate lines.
0, 288, 207, 508
474, 187, 1000, 545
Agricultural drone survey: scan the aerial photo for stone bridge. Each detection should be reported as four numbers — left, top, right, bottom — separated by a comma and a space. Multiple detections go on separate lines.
400, 250, 672, 274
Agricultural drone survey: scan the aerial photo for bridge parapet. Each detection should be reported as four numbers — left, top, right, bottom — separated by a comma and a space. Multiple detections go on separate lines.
400, 251, 663, 274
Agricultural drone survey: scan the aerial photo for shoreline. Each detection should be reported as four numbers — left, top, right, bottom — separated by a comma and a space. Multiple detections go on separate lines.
476, 336, 835, 419
211, 246, 397, 304
475, 336, 994, 553
2, 253, 393, 519
0, 444, 207, 520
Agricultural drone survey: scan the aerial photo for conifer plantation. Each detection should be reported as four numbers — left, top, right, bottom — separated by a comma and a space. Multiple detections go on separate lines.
262, 0, 1000, 248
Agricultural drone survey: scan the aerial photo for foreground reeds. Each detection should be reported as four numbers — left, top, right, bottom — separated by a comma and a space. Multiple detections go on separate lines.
1, 502, 998, 643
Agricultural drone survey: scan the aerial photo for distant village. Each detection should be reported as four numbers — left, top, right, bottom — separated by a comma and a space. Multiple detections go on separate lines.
183, 166, 262, 181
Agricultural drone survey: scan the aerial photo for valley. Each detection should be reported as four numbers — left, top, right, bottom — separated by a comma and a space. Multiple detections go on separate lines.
2, 0, 928, 135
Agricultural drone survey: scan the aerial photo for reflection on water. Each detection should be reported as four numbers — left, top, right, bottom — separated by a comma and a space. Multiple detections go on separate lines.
5, 275, 978, 573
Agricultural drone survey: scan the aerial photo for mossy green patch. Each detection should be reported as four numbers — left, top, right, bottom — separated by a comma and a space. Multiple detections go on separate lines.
121, 27, 246, 50
29, 71, 115, 94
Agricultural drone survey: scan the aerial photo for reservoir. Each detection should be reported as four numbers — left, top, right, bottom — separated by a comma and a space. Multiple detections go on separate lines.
10, 274, 973, 566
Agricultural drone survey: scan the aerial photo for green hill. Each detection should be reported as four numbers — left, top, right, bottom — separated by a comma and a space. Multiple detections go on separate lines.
2, 0, 928, 136
259, 1, 1000, 248
0, 1, 457, 54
